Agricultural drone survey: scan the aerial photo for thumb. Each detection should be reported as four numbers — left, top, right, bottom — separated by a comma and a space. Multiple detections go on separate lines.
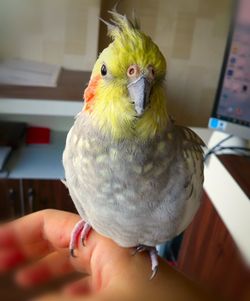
69, 229, 135, 290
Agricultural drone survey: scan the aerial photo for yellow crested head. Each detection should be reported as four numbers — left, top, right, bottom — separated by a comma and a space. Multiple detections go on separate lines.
83, 11, 169, 141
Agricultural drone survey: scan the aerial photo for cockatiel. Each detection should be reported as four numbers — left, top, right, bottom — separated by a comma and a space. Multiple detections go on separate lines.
63, 11, 204, 278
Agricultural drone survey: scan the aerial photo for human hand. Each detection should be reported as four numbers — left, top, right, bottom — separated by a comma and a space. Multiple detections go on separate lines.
0, 209, 215, 301
0, 209, 156, 300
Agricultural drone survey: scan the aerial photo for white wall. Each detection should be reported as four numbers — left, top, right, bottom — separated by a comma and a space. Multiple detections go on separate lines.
0, 0, 100, 70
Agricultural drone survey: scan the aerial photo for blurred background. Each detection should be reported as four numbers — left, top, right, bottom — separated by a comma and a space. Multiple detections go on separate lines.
0, 0, 249, 301
0, 0, 231, 127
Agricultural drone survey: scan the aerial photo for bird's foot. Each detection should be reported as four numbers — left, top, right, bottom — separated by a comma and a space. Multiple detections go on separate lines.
69, 220, 92, 257
133, 245, 159, 280
80, 222, 92, 246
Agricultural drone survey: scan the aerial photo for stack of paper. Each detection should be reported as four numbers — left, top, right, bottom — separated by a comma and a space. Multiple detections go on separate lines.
0, 59, 61, 87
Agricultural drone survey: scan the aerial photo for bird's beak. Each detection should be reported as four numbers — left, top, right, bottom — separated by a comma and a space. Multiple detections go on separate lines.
127, 75, 151, 116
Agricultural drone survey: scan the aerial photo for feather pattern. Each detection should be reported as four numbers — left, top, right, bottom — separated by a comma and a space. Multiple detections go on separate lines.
63, 115, 204, 247
63, 11, 204, 249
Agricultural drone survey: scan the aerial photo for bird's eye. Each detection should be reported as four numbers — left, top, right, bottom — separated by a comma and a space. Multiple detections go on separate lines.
101, 64, 107, 76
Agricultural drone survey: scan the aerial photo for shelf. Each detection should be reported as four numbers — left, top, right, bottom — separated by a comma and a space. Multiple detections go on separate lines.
0, 69, 91, 100
0, 69, 90, 116
6, 131, 67, 180
0, 98, 83, 117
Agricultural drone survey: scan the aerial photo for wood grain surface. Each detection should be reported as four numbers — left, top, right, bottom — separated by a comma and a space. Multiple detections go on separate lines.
0, 69, 91, 101
178, 191, 250, 301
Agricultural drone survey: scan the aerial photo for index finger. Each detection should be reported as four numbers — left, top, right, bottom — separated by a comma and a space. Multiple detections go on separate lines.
0, 209, 80, 251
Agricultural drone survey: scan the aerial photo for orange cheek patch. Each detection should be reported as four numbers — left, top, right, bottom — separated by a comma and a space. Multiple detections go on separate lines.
83, 75, 101, 112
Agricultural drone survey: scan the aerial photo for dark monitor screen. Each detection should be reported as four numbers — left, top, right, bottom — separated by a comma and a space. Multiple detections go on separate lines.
209, 0, 250, 139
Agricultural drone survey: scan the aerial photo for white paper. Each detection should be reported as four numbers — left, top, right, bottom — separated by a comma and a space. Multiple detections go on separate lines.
0, 59, 61, 87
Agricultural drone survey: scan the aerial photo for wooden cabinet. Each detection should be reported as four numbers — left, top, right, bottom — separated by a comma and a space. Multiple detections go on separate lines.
0, 180, 22, 220
0, 179, 77, 221
177, 192, 250, 301
22, 180, 76, 214
53, 180, 78, 213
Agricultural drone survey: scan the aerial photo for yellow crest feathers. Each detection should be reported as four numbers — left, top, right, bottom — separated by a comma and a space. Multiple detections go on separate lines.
101, 10, 141, 40
97, 10, 166, 81
86, 10, 169, 141
101, 10, 156, 55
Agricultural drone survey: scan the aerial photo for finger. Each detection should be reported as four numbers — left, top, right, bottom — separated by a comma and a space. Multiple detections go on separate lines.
33, 292, 110, 301
0, 248, 25, 272
0, 209, 80, 251
33, 292, 86, 301
62, 276, 92, 296
0, 240, 51, 272
15, 251, 74, 287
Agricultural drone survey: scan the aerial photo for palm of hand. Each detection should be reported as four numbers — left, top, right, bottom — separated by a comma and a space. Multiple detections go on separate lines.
0, 210, 156, 300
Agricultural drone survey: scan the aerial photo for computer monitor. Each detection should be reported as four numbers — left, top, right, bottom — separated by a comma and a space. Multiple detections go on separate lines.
209, 0, 250, 140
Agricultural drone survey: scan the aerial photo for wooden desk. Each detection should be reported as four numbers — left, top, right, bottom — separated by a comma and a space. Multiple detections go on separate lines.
0, 69, 91, 101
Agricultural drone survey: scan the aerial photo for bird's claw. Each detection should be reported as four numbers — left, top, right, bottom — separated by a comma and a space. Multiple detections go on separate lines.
69, 220, 92, 257
150, 265, 158, 280
70, 248, 76, 258
149, 247, 158, 280
80, 222, 92, 247
133, 245, 159, 279
132, 245, 148, 256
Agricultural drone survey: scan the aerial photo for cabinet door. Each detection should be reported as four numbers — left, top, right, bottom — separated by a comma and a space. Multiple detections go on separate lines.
0, 179, 22, 221
53, 180, 77, 214
177, 192, 250, 301
23, 179, 52, 213
22, 179, 77, 214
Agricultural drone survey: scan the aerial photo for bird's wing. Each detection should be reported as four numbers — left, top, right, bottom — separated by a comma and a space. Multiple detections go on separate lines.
166, 125, 204, 235
174, 125, 205, 155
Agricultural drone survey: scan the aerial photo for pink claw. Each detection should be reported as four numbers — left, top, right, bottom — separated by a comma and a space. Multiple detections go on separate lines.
80, 223, 92, 246
133, 245, 159, 279
69, 220, 92, 257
